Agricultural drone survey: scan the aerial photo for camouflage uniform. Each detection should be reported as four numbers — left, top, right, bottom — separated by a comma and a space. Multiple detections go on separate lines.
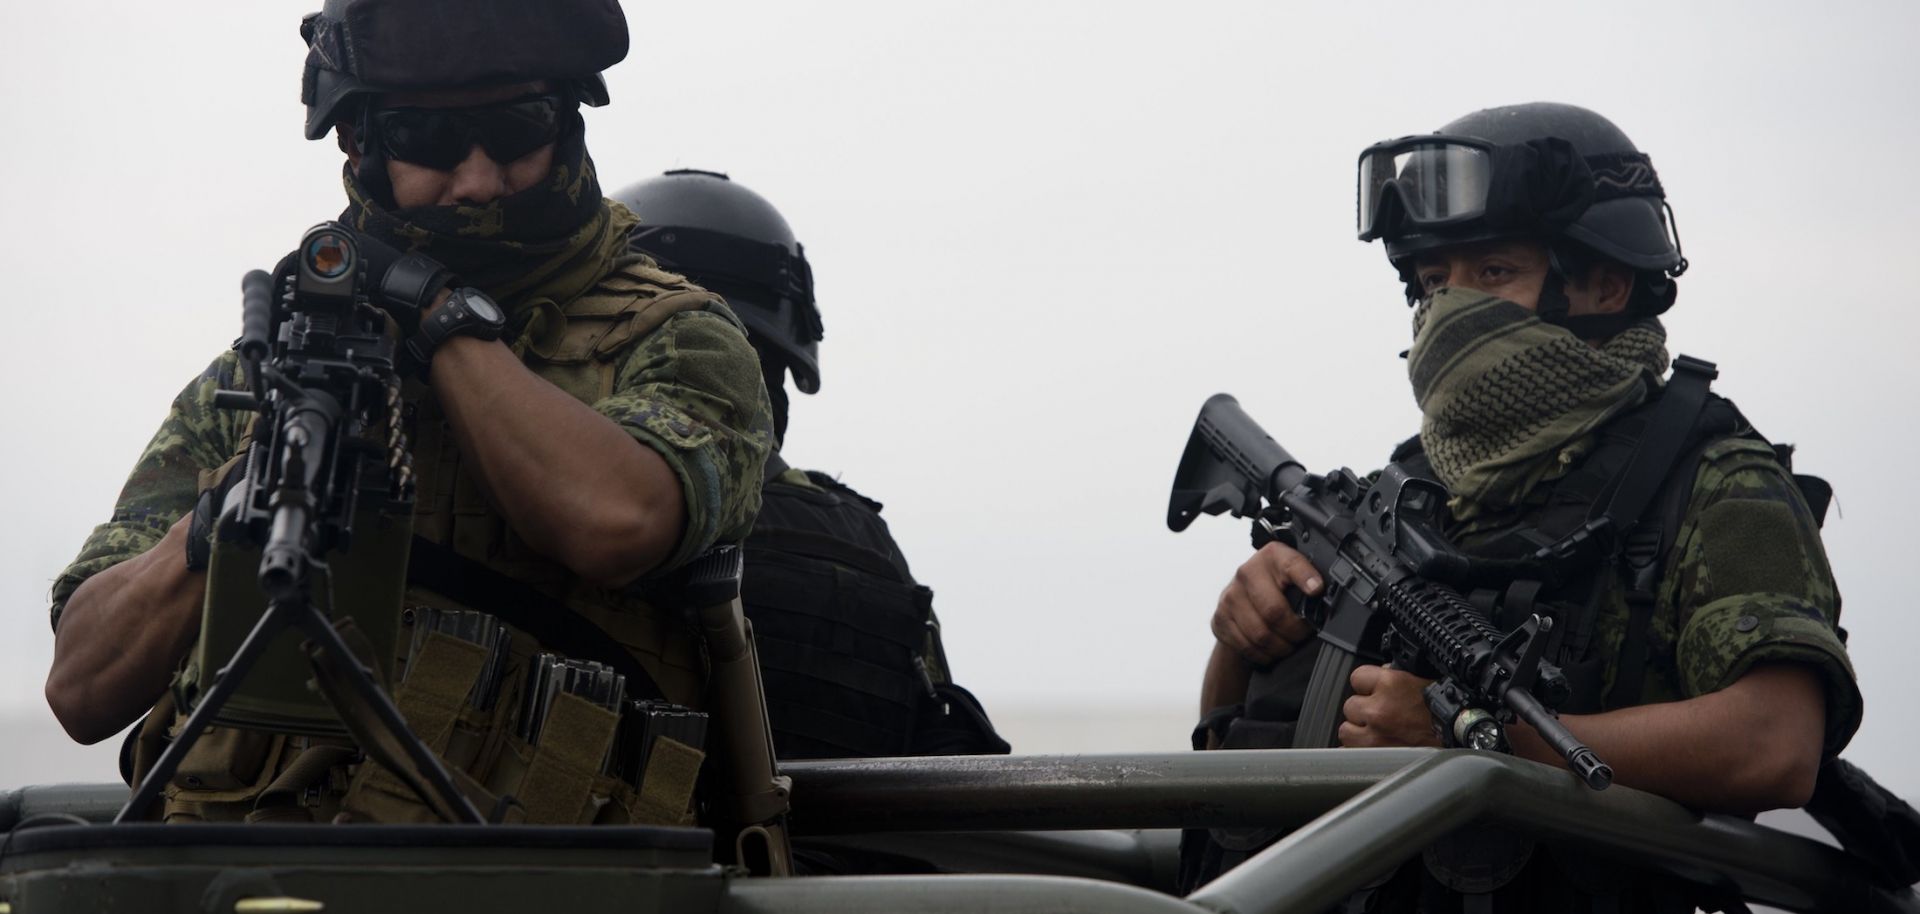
52, 265, 770, 627
1334, 430, 1861, 913
49, 249, 773, 822
1449, 435, 1860, 750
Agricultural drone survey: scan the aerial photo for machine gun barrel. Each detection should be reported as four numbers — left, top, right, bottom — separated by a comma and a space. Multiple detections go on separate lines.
258, 392, 341, 599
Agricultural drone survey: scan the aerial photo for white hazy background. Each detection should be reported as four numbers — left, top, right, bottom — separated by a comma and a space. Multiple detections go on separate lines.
1, 0, 1915, 807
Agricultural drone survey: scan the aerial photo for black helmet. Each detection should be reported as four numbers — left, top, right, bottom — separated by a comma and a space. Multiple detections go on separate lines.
1358, 103, 1686, 315
299, 0, 627, 141
613, 170, 823, 395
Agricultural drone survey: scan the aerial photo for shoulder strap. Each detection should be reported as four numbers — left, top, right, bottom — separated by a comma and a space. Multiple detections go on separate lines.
406, 536, 665, 700
1597, 356, 1721, 708
1591, 355, 1720, 533
1531, 356, 1719, 569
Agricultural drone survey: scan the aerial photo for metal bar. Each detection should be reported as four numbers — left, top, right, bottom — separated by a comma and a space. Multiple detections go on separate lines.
795, 830, 1182, 893
0, 784, 128, 831
781, 749, 1421, 833
1187, 751, 1918, 914
722, 874, 1204, 914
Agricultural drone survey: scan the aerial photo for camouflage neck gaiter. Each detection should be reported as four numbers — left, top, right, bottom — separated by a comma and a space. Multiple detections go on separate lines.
339, 120, 634, 314
1408, 287, 1670, 516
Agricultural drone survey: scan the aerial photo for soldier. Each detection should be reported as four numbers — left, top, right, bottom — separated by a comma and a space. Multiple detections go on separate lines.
1190, 103, 1862, 910
613, 170, 1008, 762
43, 0, 772, 825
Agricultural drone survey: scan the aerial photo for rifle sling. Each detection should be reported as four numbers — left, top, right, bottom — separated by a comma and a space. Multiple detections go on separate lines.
405, 536, 665, 701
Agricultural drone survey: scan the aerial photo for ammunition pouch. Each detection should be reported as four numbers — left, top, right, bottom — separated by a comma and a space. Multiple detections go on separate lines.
338, 627, 703, 827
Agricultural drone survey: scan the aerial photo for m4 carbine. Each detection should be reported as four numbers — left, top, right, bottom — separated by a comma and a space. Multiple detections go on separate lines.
1169, 394, 1611, 790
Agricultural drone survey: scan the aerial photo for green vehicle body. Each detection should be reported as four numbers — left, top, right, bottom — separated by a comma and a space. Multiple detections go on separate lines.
4, 748, 1914, 913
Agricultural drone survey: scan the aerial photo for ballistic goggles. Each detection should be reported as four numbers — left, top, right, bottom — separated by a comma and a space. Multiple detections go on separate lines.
1356, 134, 1664, 242
371, 93, 573, 171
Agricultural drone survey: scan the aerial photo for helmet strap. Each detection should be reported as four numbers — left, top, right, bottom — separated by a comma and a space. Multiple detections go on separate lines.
1541, 244, 1652, 339
352, 108, 398, 210
1535, 248, 1575, 326
1399, 248, 1643, 339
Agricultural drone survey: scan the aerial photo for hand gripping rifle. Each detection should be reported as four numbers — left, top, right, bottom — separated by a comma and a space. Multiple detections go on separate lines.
119, 225, 483, 823
1169, 394, 1612, 790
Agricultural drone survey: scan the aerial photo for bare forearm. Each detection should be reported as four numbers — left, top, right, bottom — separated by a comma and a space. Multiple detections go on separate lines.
429, 336, 685, 586
1506, 664, 1825, 814
46, 517, 205, 744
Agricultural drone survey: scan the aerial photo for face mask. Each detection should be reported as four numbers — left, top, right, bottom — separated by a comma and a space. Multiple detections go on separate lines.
1409, 287, 1670, 513
340, 113, 627, 312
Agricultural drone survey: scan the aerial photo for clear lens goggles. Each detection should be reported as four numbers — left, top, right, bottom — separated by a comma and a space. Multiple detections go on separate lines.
1356, 135, 1497, 241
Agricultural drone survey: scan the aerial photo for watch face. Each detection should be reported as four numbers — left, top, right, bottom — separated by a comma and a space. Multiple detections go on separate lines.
463, 291, 505, 324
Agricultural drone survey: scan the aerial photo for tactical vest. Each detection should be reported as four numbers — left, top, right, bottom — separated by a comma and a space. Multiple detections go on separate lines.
1180, 359, 1811, 912
405, 259, 729, 705
142, 259, 731, 826
742, 456, 1008, 760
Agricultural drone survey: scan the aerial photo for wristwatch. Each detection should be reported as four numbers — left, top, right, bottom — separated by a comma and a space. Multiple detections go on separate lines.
404, 286, 507, 376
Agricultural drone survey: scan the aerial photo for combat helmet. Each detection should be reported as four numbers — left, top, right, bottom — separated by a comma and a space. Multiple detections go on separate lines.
299, 0, 629, 141
1357, 102, 1686, 322
614, 170, 823, 395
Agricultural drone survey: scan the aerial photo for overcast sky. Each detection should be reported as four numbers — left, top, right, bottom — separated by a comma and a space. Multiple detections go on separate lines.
3, 0, 1917, 797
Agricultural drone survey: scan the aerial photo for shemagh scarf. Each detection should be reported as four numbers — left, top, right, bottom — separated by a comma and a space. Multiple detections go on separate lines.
1408, 287, 1670, 516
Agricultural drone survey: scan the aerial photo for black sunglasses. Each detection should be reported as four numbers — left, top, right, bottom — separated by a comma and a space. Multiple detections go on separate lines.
370, 94, 571, 171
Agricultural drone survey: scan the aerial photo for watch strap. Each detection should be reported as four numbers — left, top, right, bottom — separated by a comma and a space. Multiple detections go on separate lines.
404, 287, 504, 377
379, 253, 455, 331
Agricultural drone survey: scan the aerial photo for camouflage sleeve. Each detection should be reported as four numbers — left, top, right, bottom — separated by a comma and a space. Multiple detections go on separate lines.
1668, 438, 1861, 755
593, 307, 773, 572
49, 352, 251, 630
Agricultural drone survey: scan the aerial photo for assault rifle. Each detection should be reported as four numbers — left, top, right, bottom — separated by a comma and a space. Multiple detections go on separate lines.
119, 224, 482, 823
1169, 394, 1612, 790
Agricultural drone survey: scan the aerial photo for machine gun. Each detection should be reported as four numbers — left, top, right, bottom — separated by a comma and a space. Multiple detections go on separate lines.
1168, 394, 1612, 790
118, 224, 482, 823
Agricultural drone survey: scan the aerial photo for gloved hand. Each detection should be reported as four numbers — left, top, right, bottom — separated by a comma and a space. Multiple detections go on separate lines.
184, 459, 250, 573
349, 229, 457, 335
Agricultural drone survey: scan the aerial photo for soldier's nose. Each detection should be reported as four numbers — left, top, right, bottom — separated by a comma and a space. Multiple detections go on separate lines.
446, 146, 510, 206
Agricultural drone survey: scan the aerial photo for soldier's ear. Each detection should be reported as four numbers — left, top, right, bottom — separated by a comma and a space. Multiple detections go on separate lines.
1587, 261, 1635, 315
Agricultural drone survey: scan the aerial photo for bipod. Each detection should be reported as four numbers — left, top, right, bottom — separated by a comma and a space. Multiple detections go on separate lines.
116, 591, 485, 825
